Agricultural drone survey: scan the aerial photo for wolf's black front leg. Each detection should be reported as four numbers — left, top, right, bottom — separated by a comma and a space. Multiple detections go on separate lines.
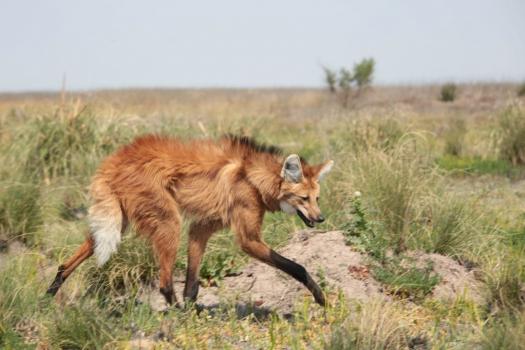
269, 250, 326, 306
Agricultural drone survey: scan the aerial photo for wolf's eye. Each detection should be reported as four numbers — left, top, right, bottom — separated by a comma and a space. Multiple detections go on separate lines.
300, 195, 309, 201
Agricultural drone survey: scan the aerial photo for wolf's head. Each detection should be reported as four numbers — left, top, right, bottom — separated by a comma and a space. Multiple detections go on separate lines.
278, 154, 334, 227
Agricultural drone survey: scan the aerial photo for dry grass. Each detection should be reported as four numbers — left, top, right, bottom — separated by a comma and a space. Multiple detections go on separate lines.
0, 84, 524, 349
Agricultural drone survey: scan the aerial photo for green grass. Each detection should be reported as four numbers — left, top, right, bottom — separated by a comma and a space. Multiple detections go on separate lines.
437, 155, 519, 176
372, 257, 440, 301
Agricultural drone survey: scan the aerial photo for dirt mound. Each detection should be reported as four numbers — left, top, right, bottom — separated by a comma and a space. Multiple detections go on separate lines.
142, 230, 485, 313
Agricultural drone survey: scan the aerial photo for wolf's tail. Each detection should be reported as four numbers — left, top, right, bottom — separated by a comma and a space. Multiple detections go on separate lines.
88, 180, 124, 266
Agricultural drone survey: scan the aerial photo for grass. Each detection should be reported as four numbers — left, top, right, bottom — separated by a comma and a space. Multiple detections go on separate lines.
437, 155, 514, 175
0, 86, 524, 348
497, 105, 525, 166
372, 257, 440, 301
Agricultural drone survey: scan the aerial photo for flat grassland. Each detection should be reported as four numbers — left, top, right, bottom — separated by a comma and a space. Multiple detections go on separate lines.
1, 85, 524, 349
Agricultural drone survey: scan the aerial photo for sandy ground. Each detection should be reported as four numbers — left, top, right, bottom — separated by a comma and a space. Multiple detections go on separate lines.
141, 230, 485, 315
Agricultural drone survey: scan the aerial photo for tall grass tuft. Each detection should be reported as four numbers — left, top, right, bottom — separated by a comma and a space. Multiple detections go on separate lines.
0, 182, 42, 244
420, 193, 483, 257
482, 247, 525, 309
48, 301, 114, 350
479, 309, 525, 349
444, 118, 466, 156
325, 300, 414, 350
496, 105, 525, 165
344, 135, 436, 253
0, 255, 45, 346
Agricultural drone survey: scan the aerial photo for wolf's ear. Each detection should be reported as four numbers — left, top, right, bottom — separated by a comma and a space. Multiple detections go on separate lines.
281, 154, 303, 183
315, 160, 334, 182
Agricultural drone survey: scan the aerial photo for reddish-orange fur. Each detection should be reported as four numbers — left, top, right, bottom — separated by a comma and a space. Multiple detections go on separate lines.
47, 134, 332, 306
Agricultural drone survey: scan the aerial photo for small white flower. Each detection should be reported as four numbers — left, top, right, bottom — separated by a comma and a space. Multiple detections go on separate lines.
353, 191, 362, 197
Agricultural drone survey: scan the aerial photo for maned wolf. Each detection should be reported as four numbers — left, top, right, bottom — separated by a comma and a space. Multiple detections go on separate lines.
46, 134, 334, 306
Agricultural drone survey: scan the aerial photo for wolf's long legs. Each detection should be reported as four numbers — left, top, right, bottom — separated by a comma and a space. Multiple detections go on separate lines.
46, 237, 94, 296
183, 220, 222, 303
238, 239, 326, 306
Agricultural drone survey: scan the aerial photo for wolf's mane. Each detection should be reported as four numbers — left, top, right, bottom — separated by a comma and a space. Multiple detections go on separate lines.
223, 134, 283, 156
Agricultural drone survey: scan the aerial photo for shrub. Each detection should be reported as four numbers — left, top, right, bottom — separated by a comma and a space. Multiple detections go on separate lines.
353, 58, 375, 89
517, 82, 525, 97
323, 67, 337, 93
497, 106, 525, 165
322, 57, 375, 107
440, 83, 457, 102
338, 68, 354, 107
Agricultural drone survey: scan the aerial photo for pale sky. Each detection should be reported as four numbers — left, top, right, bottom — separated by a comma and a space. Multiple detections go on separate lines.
1, 0, 524, 92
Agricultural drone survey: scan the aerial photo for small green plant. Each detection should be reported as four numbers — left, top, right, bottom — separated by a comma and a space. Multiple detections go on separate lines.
200, 251, 240, 286
440, 83, 457, 102
343, 194, 388, 261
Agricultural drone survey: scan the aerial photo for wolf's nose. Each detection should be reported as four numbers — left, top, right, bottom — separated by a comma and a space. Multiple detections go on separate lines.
317, 215, 325, 223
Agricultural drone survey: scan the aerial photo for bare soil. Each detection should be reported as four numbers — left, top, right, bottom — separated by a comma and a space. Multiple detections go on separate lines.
142, 230, 485, 314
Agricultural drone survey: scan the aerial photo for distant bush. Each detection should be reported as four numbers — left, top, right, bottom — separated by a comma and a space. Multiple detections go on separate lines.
323, 58, 375, 107
497, 106, 525, 165
440, 83, 457, 102
323, 67, 337, 93
353, 58, 375, 89
517, 82, 525, 97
